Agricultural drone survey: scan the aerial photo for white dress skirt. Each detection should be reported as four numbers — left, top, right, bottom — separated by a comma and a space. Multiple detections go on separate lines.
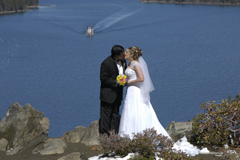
118, 62, 200, 156
119, 64, 171, 140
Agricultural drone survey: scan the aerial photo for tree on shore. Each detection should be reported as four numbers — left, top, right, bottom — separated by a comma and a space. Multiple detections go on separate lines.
0, 0, 39, 12
26, 0, 39, 6
140, 0, 240, 5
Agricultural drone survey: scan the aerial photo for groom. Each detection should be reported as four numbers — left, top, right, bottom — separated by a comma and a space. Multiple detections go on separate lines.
99, 45, 126, 135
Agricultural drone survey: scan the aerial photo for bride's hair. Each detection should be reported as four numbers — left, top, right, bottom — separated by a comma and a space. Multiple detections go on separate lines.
129, 46, 142, 60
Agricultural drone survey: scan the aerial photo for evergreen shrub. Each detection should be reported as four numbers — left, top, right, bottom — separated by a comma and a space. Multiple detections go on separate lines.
99, 128, 192, 160
190, 99, 240, 148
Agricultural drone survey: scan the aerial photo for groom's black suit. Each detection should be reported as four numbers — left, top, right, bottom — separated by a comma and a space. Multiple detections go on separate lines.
99, 55, 126, 135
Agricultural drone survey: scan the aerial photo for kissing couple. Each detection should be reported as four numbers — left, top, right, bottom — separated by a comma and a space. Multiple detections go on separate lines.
99, 45, 171, 139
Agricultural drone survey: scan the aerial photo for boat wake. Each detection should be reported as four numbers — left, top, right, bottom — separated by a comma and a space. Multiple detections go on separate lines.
93, 8, 140, 33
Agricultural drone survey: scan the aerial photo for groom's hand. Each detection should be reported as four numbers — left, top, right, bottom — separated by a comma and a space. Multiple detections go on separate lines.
115, 81, 121, 87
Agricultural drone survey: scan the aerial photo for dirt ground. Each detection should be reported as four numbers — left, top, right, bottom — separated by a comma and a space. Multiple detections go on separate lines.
0, 143, 222, 160
0, 142, 102, 160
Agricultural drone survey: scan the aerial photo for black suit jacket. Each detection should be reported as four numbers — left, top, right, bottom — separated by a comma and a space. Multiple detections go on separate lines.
100, 56, 127, 104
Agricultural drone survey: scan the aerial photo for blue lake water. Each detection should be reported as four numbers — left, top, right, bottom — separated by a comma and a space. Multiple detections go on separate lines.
0, 0, 240, 137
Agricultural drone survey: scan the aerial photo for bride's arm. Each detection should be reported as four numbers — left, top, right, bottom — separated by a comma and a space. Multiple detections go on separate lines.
127, 65, 144, 84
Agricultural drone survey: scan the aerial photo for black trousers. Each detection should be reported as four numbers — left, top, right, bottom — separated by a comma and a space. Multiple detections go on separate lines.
99, 99, 121, 135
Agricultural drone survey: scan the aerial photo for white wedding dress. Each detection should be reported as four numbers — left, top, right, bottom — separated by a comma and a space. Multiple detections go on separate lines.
89, 60, 200, 160
118, 61, 200, 157
119, 61, 171, 139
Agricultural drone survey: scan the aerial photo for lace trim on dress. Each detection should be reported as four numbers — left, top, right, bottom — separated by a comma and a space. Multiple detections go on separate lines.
130, 61, 140, 69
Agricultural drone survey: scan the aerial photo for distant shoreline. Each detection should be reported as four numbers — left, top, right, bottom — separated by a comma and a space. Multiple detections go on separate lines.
139, 0, 240, 6
0, 5, 56, 15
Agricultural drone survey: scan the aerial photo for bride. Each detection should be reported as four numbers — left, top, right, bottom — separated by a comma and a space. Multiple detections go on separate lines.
119, 46, 171, 139
118, 46, 200, 157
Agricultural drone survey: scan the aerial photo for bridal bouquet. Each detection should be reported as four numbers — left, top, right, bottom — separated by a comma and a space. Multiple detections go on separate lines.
116, 74, 127, 86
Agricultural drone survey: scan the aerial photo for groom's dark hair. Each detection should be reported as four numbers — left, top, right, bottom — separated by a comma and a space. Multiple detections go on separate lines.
111, 45, 124, 56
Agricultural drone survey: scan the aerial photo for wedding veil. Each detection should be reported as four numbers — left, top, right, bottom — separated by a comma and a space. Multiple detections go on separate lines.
138, 56, 155, 103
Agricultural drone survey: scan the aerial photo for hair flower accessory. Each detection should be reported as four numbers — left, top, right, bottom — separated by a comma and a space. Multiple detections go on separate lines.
116, 74, 127, 86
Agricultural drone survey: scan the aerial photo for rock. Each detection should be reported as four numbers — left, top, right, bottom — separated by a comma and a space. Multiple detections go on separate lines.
57, 152, 81, 160
6, 146, 21, 155
96, 145, 103, 151
63, 126, 86, 143
0, 138, 8, 151
32, 147, 41, 154
166, 121, 192, 142
40, 137, 67, 155
80, 153, 88, 160
81, 120, 100, 146
39, 117, 50, 135
90, 145, 103, 151
0, 102, 49, 154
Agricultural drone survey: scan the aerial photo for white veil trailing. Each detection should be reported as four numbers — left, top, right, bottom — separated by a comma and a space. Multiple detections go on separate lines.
138, 56, 155, 103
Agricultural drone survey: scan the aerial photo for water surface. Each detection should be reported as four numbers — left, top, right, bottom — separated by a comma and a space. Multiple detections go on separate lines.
0, 0, 240, 137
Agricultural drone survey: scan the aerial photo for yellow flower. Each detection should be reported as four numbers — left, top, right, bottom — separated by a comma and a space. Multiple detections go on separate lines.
116, 74, 127, 86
